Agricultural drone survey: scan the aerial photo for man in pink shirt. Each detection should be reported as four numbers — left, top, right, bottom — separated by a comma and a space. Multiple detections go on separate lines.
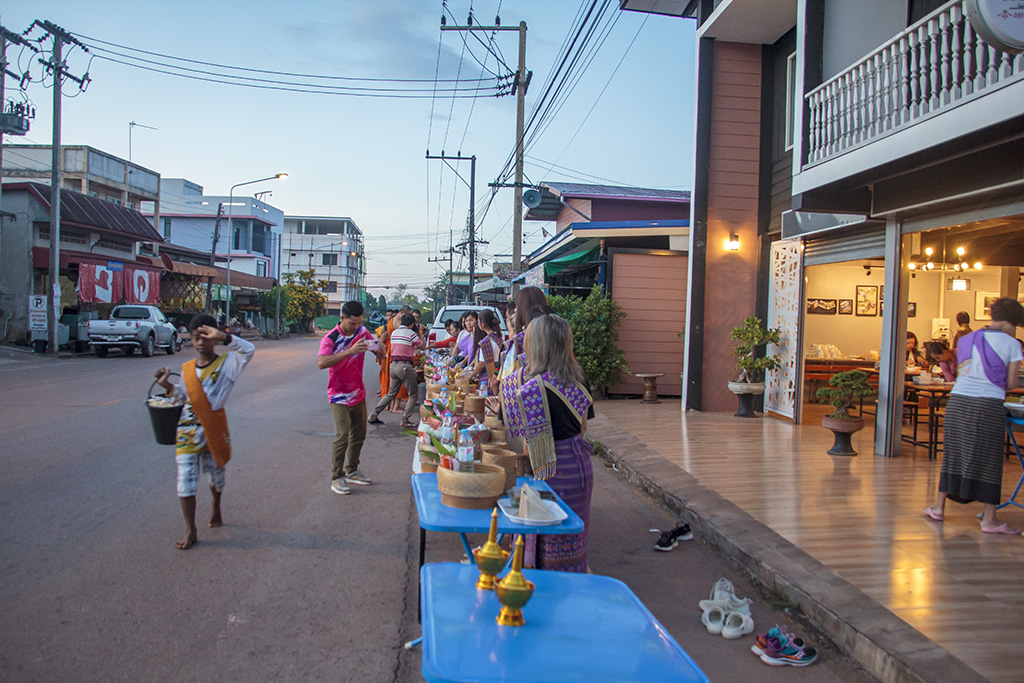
317, 301, 380, 495
368, 312, 424, 428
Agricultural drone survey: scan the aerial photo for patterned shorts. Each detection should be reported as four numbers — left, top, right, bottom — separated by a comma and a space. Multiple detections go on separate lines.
176, 449, 225, 497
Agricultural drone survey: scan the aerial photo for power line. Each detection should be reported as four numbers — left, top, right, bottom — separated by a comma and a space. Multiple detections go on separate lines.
91, 54, 507, 98
71, 32, 496, 83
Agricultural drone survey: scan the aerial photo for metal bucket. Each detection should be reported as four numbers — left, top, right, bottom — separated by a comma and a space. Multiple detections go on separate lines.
147, 374, 182, 446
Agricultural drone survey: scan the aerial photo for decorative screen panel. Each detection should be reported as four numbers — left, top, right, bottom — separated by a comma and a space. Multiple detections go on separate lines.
765, 239, 802, 419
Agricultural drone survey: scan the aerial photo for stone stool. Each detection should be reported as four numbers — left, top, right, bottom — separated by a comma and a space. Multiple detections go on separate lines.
635, 373, 665, 404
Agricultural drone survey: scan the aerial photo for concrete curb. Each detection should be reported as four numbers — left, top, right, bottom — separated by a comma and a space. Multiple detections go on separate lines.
589, 417, 986, 683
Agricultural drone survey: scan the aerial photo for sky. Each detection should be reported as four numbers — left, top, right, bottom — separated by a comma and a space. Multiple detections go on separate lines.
3, 1, 697, 297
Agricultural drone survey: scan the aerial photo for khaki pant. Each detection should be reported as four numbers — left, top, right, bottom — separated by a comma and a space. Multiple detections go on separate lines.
331, 400, 367, 481
371, 361, 418, 423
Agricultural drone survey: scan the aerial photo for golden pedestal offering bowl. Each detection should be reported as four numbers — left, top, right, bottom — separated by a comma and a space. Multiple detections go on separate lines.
495, 535, 535, 626
474, 508, 509, 590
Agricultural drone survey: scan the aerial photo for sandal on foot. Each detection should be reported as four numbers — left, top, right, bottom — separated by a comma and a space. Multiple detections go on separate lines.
981, 522, 1021, 535
922, 507, 944, 522
367, 417, 384, 425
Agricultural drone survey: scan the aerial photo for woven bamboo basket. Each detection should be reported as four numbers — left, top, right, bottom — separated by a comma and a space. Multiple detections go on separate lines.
489, 428, 506, 444
483, 440, 509, 452
436, 463, 506, 509
484, 415, 503, 430
482, 449, 530, 491
419, 443, 440, 473
464, 395, 485, 414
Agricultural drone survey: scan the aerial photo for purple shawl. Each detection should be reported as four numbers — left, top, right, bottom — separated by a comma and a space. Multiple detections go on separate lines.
513, 371, 592, 480
957, 330, 1008, 388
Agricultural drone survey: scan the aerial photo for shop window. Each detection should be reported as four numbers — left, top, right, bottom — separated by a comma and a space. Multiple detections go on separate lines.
257, 261, 267, 277
322, 253, 338, 266
321, 281, 338, 293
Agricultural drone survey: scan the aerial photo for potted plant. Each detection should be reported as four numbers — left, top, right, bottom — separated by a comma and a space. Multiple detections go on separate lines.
815, 370, 875, 456
728, 317, 782, 418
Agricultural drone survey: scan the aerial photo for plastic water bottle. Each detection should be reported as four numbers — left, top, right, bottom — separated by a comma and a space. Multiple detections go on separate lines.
440, 411, 455, 446
456, 428, 475, 473
479, 380, 488, 398
440, 386, 448, 406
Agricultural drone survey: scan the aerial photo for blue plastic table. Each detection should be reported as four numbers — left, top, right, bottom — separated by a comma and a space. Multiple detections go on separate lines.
998, 413, 1024, 512
420, 562, 711, 683
411, 473, 584, 568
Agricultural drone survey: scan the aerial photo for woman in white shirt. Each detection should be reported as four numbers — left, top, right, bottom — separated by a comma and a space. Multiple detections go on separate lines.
924, 298, 1024, 534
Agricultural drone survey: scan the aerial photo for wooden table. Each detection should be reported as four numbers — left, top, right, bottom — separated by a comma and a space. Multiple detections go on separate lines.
419, 562, 711, 683
904, 384, 1024, 460
635, 373, 665, 404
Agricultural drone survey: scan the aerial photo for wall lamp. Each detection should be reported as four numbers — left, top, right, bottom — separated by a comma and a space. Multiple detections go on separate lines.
725, 233, 740, 251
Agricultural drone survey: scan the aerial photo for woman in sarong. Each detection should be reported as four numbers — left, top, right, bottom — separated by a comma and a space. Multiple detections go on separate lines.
453, 311, 477, 364
513, 313, 595, 572
924, 298, 1023, 533
463, 310, 503, 394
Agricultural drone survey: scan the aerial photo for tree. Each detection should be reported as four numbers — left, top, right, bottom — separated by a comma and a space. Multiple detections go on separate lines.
281, 268, 327, 330
548, 286, 629, 391
376, 295, 387, 313
394, 283, 408, 299
424, 273, 449, 307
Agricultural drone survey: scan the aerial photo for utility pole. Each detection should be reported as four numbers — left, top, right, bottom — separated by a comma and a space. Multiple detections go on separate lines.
1, 25, 39, 276
512, 21, 527, 295
275, 231, 281, 339
33, 21, 90, 355
441, 18, 527, 295
426, 152, 485, 301
206, 203, 224, 312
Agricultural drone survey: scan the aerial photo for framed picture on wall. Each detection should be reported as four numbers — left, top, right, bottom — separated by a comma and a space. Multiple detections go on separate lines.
976, 292, 999, 320
838, 299, 853, 315
856, 285, 878, 316
908, 302, 917, 318
807, 298, 837, 315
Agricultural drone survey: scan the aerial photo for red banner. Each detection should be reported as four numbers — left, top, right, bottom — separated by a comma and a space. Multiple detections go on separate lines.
124, 268, 160, 305
77, 263, 124, 304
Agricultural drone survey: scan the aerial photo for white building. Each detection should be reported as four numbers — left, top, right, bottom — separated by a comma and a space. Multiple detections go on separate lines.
151, 178, 284, 279
282, 216, 365, 316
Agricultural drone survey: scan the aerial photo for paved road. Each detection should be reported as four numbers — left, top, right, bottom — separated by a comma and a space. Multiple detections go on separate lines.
0, 338, 873, 682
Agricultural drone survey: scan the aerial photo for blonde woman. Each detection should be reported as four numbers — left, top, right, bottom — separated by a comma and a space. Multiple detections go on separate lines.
511, 313, 595, 572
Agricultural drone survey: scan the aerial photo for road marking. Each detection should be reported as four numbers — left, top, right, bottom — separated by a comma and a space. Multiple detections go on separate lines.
99, 398, 127, 406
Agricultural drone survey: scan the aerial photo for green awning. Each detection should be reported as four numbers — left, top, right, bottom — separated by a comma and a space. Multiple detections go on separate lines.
543, 247, 600, 278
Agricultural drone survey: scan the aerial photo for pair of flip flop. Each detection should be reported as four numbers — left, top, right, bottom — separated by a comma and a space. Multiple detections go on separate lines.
923, 507, 1021, 534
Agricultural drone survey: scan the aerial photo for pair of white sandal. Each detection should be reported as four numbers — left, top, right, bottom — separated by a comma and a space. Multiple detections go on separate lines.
700, 578, 754, 639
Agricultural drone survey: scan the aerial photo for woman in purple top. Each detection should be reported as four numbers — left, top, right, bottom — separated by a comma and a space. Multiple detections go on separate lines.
924, 298, 1024, 534
454, 311, 477, 364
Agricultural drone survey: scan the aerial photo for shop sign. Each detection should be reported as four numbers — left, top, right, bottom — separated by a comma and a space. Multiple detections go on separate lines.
967, 0, 1024, 54
28, 295, 47, 331
106, 260, 124, 272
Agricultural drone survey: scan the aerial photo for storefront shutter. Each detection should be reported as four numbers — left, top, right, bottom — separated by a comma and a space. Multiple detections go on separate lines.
802, 225, 886, 266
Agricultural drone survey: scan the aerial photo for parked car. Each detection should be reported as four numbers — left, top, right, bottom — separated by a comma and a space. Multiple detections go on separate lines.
87, 305, 181, 357
427, 304, 507, 345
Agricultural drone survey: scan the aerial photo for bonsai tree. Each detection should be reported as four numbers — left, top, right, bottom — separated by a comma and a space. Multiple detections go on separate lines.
816, 370, 874, 419
730, 317, 782, 384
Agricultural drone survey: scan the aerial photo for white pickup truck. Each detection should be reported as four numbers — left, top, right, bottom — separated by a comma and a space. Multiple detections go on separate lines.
87, 305, 181, 357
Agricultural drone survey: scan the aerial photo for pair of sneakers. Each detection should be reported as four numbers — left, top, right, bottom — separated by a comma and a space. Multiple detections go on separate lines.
699, 578, 754, 639
653, 523, 693, 551
753, 626, 817, 666
331, 470, 373, 495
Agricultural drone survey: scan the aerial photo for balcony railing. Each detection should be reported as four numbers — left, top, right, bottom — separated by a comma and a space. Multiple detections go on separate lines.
804, 0, 1024, 165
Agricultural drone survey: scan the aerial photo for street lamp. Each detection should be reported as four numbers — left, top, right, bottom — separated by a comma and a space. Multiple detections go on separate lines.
226, 173, 287, 322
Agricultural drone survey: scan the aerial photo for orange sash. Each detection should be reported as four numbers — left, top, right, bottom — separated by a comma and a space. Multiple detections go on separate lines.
183, 358, 232, 467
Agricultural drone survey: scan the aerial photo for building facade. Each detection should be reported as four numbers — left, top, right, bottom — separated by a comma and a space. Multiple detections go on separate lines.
682, 0, 1024, 456
282, 216, 365, 316
1, 144, 161, 230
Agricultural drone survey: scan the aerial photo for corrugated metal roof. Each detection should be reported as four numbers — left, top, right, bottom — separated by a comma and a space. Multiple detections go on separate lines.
543, 182, 690, 202
19, 181, 163, 242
